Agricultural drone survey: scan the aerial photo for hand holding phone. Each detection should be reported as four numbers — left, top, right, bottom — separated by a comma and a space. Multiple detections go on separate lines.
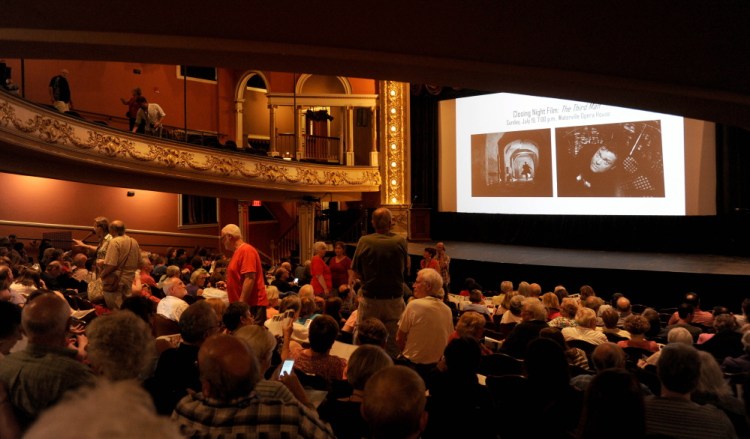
280, 359, 295, 377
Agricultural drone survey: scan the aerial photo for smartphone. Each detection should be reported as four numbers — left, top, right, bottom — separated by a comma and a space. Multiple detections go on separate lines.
280, 359, 295, 376
293, 278, 299, 285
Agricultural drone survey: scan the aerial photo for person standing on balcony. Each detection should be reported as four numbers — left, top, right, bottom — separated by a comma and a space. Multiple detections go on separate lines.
48, 69, 72, 113
350, 207, 409, 357
132, 96, 166, 136
120, 87, 143, 131
221, 224, 268, 324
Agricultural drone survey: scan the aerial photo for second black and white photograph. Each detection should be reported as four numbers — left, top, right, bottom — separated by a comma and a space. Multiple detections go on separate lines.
556, 121, 665, 197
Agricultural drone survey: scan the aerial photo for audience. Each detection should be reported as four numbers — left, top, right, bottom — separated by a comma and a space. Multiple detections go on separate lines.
0, 294, 94, 430
148, 300, 219, 415
317, 345, 393, 439
659, 303, 703, 341
396, 268, 453, 377
561, 307, 607, 345
548, 297, 578, 328
578, 369, 646, 439
362, 366, 427, 439
645, 343, 736, 438
171, 334, 335, 438
424, 337, 496, 439
86, 310, 155, 380
618, 314, 659, 352
501, 297, 549, 359
2, 229, 750, 438
283, 314, 347, 383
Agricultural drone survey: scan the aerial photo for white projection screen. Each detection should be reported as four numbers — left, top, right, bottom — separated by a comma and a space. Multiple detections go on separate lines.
439, 93, 716, 216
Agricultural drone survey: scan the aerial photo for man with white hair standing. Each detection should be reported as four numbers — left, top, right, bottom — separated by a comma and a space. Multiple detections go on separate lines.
221, 224, 268, 324
396, 268, 453, 378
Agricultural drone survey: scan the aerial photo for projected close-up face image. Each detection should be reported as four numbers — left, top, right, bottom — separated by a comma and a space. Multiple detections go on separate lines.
556, 120, 665, 198
590, 146, 617, 173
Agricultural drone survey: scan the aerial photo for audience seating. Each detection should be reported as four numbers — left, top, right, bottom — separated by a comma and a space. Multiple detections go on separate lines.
336, 331, 353, 344
631, 303, 647, 314
153, 314, 180, 337
622, 346, 654, 367
294, 369, 329, 391
605, 332, 628, 343
478, 352, 524, 377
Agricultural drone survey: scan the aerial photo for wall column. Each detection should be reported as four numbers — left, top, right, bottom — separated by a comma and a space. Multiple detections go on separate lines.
298, 201, 315, 263
370, 106, 378, 166
295, 106, 305, 160
268, 104, 278, 156
234, 99, 245, 149
346, 106, 355, 166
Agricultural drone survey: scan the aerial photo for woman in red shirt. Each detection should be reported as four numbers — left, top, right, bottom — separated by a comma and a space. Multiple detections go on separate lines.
420, 247, 439, 271
311, 241, 332, 297
328, 241, 351, 290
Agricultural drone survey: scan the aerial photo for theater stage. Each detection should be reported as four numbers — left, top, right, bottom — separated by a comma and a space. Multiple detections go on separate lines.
406, 241, 750, 312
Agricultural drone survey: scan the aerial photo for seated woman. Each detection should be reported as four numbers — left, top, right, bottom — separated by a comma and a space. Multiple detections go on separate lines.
185, 268, 208, 297
317, 345, 392, 439
449, 311, 492, 355
324, 297, 345, 329
617, 315, 659, 352
548, 297, 579, 328
282, 314, 347, 383
265, 285, 281, 320
539, 327, 590, 370
542, 292, 561, 321
8, 266, 42, 306
499, 294, 524, 325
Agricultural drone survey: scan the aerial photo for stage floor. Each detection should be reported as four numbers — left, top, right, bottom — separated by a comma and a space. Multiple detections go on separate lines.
407, 241, 750, 277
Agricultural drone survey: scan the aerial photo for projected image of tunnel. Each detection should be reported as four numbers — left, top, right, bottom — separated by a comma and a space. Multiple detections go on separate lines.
471, 128, 552, 197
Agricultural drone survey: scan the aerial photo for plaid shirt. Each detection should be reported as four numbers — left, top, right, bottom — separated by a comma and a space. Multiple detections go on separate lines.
172, 391, 335, 439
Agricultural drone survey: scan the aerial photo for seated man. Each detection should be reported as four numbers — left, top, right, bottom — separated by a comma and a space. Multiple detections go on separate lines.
645, 343, 736, 438
615, 296, 632, 327
659, 303, 702, 342
0, 294, 94, 429
667, 292, 713, 326
157, 277, 190, 322
461, 289, 491, 316
396, 268, 454, 377
172, 334, 335, 438
562, 307, 608, 346
362, 366, 428, 439
222, 302, 254, 334
148, 301, 219, 415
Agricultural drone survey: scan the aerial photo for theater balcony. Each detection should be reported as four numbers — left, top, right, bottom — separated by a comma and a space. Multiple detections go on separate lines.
0, 91, 382, 200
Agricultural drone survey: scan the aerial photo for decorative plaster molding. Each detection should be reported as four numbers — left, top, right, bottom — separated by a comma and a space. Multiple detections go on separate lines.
0, 94, 381, 193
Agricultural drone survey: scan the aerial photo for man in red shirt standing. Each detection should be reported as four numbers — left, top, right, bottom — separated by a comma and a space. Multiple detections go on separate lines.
221, 224, 268, 324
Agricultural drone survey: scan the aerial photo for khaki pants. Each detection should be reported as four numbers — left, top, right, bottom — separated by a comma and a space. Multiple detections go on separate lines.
356, 296, 405, 358
103, 284, 129, 310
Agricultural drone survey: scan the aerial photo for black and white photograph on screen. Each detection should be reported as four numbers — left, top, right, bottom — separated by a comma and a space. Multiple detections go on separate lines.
471, 129, 552, 197
556, 121, 665, 197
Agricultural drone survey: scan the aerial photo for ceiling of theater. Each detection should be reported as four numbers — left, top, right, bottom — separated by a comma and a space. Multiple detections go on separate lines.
1, 1, 749, 128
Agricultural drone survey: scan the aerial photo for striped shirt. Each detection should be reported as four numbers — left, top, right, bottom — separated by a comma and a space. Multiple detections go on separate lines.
644, 396, 737, 439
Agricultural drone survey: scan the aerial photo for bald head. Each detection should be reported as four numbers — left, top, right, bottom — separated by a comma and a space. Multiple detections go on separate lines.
371, 208, 392, 233
616, 297, 631, 313
363, 366, 426, 439
198, 334, 259, 400
109, 220, 126, 236
22, 294, 70, 345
